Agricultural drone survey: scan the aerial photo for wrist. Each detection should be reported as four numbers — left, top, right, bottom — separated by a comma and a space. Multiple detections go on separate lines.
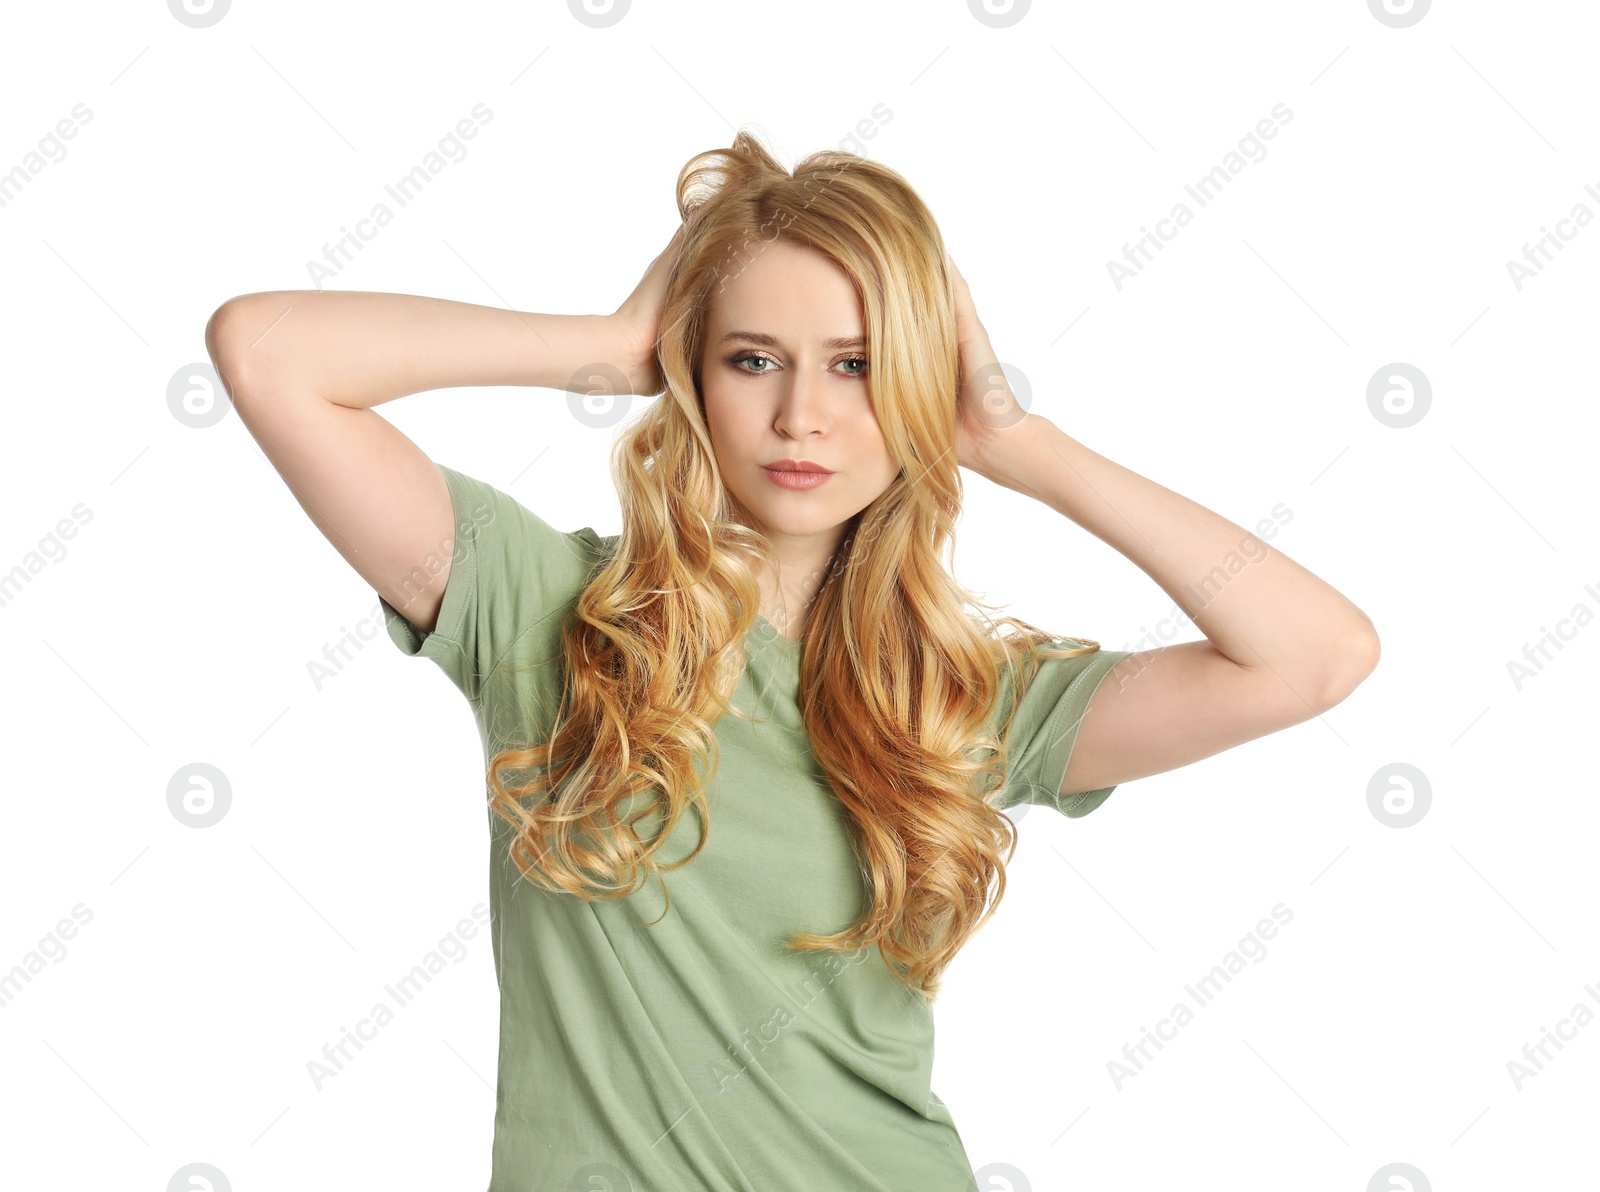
978, 413, 1055, 496
588, 311, 656, 393
542, 312, 630, 392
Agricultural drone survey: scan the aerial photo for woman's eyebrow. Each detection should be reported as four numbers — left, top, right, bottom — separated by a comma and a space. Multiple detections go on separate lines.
720, 330, 867, 350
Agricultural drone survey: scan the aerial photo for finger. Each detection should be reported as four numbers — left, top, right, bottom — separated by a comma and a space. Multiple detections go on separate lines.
950, 254, 970, 290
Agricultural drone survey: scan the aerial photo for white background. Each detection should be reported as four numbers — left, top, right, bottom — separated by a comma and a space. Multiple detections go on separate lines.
1, 1, 1594, 1189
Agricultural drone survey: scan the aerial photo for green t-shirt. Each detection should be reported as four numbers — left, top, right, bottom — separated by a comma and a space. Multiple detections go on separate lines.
379, 463, 1131, 1192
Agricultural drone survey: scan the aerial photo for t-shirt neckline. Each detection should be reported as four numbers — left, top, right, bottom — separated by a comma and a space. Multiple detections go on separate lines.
749, 613, 803, 657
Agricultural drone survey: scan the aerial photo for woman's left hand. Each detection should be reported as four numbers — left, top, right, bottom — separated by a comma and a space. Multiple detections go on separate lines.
950, 256, 1033, 479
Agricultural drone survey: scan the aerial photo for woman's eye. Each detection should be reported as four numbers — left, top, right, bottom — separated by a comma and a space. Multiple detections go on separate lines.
837, 356, 869, 377
730, 353, 773, 374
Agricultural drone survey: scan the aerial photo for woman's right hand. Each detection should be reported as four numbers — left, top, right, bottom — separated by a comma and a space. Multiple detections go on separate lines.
606, 223, 688, 396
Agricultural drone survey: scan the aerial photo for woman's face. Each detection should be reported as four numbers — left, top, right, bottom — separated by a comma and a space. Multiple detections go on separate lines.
698, 239, 901, 549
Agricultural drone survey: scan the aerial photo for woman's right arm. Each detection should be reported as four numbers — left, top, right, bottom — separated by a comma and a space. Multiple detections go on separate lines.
203, 292, 645, 638
205, 229, 683, 636
207, 291, 629, 409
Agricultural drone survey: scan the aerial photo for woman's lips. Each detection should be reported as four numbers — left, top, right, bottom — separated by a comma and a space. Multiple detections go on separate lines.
763, 467, 833, 490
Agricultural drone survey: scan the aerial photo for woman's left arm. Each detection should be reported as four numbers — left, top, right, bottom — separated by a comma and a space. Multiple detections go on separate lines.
950, 259, 1380, 796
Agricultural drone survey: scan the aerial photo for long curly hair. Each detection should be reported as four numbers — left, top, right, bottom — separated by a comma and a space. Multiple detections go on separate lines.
486, 127, 1100, 1003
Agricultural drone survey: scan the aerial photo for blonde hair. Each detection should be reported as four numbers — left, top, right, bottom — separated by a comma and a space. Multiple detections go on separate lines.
487, 128, 1099, 1003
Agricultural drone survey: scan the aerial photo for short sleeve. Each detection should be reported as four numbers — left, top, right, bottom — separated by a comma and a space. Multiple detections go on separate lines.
988, 640, 1133, 819
377, 462, 608, 703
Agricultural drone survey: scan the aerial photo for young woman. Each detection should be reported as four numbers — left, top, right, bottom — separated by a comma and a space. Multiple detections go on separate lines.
206, 130, 1378, 1192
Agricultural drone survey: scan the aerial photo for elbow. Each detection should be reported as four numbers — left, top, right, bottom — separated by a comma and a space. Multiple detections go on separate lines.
204, 294, 277, 405
203, 302, 226, 368
1315, 623, 1381, 709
